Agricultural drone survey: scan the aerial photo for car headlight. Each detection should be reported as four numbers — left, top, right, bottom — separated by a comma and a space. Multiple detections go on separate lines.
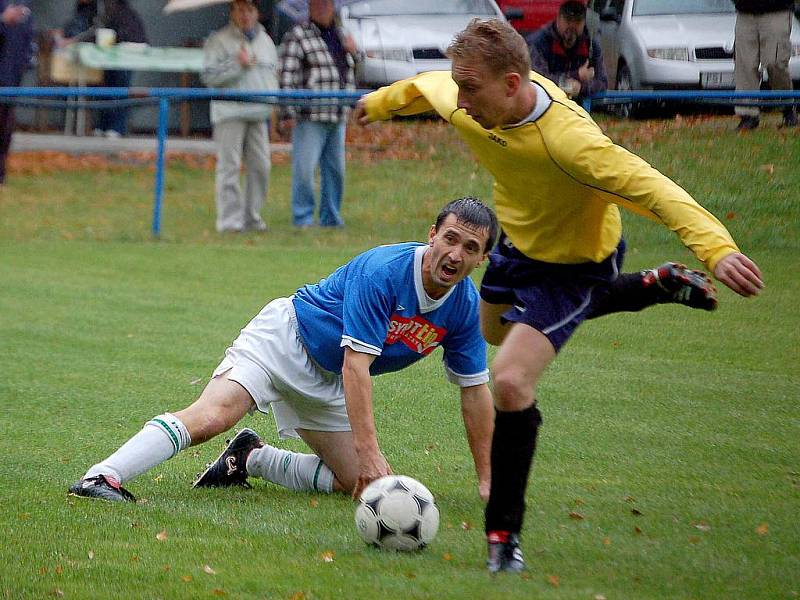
646, 47, 689, 61
792, 44, 800, 57
364, 47, 413, 62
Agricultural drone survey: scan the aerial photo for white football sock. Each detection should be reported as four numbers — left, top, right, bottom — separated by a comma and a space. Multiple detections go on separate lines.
84, 413, 191, 484
246, 444, 334, 493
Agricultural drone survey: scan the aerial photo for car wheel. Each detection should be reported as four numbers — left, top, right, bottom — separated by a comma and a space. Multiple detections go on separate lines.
615, 63, 634, 118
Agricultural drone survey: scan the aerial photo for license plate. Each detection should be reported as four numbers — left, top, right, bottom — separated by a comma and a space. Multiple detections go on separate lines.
701, 71, 734, 89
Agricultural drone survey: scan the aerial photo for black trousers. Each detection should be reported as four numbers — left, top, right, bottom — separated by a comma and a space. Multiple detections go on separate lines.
0, 103, 16, 184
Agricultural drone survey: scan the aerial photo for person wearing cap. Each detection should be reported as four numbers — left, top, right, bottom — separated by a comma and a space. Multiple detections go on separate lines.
733, 0, 797, 130
202, 0, 279, 233
526, 0, 606, 105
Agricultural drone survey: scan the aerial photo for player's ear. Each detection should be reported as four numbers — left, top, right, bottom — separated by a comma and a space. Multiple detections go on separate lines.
505, 72, 521, 97
428, 224, 436, 245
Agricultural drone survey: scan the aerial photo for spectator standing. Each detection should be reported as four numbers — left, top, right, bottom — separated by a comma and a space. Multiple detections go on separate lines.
92, 0, 148, 137
0, 0, 34, 186
733, 0, 797, 130
202, 0, 278, 233
526, 0, 606, 105
278, 0, 358, 229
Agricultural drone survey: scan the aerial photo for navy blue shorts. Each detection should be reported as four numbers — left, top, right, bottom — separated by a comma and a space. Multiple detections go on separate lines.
479, 234, 626, 352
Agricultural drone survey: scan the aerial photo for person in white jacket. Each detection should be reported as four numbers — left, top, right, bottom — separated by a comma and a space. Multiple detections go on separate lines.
202, 0, 278, 233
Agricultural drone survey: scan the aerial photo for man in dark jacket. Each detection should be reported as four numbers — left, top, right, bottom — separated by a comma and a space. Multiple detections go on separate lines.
526, 0, 607, 106
92, 0, 148, 137
0, 0, 34, 186
733, 0, 797, 130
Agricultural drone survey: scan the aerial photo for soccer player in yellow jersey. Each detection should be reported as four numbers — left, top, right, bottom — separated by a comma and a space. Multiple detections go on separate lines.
355, 19, 763, 573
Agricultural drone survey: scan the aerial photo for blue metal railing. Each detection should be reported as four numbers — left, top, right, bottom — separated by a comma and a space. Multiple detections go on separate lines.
1, 86, 798, 236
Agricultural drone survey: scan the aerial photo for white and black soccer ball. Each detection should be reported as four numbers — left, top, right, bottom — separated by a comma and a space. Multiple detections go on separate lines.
354, 475, 440, 551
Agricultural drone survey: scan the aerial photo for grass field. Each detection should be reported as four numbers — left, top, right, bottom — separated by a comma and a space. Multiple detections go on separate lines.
1, 114, 798, 599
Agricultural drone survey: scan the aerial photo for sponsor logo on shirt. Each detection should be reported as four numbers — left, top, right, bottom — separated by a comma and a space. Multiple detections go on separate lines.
488, 132, 507, 147
386, 314, 446, 354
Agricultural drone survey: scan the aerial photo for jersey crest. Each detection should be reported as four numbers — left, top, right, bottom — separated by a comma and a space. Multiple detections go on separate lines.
386, 314, 446, 355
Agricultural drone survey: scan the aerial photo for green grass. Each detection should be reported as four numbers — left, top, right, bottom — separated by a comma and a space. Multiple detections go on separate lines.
1, 115, 798, 599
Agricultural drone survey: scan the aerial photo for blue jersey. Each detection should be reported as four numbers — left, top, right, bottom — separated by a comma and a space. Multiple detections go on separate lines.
292, 243, 488, 386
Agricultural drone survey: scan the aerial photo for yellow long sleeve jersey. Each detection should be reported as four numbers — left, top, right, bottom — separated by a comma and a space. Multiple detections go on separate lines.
364, 70, 738, 271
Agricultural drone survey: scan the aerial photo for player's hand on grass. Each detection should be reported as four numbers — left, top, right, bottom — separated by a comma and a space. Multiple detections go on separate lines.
478, 478, 490, 503
352, 448, 392, 500
714, 252, 763, 298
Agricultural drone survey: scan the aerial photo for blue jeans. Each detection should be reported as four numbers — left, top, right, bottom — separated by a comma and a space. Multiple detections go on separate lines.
97, 70, 132, 135
291, 120, 346, 227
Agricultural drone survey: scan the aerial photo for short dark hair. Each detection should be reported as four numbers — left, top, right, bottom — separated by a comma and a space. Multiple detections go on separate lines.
559, 1, 587, 20
435, 197, 498, 253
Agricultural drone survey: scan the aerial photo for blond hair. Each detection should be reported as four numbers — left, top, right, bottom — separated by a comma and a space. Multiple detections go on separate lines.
446, 19, 531, 77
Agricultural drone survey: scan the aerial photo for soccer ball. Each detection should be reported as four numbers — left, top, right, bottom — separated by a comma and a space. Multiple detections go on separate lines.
354, 475, 440, 551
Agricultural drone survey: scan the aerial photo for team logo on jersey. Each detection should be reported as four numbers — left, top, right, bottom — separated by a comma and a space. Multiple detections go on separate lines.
386, 315, 446, 354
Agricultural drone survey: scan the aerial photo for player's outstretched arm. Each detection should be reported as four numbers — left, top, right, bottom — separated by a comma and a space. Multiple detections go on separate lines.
342, 348, 392, 499
713, 252, 764, 298
460, 383, 494, 503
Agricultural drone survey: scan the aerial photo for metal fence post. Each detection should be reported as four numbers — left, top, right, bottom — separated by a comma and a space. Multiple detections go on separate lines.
152, 96, 169, 238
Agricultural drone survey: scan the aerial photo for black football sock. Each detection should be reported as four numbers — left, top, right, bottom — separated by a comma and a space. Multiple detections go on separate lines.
587, 271, 660, 319
485, 404, 542, 535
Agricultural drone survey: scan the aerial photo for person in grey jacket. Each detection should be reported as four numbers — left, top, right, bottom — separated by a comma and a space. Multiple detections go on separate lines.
202, 0, 279, 233
733, 0, 797, 130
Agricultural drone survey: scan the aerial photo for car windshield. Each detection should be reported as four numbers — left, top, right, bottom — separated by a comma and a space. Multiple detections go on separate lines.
632, 0, 734, 17
347, 0, 497, 17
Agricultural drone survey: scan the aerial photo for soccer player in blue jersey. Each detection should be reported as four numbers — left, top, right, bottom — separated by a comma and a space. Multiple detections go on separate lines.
69, 197, 498, 504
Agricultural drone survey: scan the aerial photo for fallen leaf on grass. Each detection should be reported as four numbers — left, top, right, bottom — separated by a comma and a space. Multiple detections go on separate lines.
602, 537, 611, 546
759, 164, 774, 175
203, 565, 216, 575
55, 565, 63, 575
320, 551, 335, 563
39, 567, 48, 575
755, 523, 769, 536
631, 508, 643, 516
693, 521, 711, 532
51, 589, 64, 597
163, 565, 171, 572
547, 574, 560, 587
405, 572, 416, 579
290, 593, 306, 600
574, 498, 585, 506
189, 378, 202, 385
594, 595, 607, 600
568, 511, 584, 520
181, 575, 192, 582
156, 530, 168, 541
688, 536, 701, 544
460, 521, 472, 530
725, 211, 737, 220
212, 589, 225, 596
634, 527, 642, 535
442, 552, 453, 561
624, 495, 636, 503
88, 550, 94, 560
309, 498, 319, 508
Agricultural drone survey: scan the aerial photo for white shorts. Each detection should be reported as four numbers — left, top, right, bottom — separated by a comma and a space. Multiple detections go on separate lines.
212, 297, 350, 440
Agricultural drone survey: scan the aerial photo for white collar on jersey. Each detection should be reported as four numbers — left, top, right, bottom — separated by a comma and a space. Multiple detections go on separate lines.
511, 81, 552, 127
414, 245, 456, 314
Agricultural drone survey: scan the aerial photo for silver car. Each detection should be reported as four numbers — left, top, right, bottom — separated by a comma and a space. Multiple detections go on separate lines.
586, 0, 800, 96
340, 0, 506, 87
